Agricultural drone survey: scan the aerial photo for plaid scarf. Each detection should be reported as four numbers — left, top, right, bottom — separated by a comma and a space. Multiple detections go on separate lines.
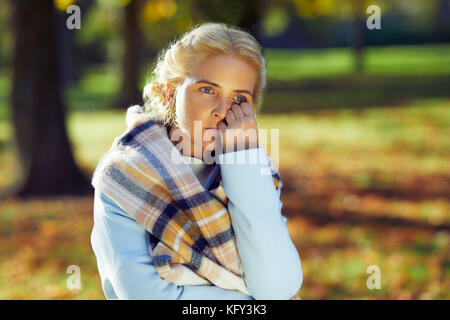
92, 106, 283, 297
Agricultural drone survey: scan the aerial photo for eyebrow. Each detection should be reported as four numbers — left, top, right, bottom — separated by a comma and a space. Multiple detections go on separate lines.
195, 79, 254, 97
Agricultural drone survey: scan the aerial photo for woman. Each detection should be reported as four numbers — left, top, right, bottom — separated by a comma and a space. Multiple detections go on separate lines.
91, 22, 302, 300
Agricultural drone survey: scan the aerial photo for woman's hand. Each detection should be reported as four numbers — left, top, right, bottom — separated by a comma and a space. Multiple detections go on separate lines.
217, 102, 258, 154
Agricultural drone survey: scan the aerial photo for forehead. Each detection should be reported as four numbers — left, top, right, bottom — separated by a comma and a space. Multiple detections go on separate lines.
187, 55, 256, 91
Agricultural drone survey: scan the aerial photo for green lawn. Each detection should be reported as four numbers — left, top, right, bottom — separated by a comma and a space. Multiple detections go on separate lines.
1, 43, 450, 120
0, 43, 449, 299
0, 97, 449, 299
265, 44, 450, 80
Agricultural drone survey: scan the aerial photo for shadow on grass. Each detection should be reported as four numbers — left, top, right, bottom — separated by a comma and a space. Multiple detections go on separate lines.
262, 74, 450, 113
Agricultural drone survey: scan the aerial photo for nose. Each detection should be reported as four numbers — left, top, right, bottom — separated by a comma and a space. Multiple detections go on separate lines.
212, 98, 232, 120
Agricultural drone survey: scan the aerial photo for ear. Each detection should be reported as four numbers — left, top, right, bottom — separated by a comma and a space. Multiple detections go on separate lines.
166, 82, 175, 101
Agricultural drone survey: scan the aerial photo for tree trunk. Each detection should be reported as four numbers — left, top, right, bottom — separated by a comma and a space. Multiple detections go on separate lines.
352, 0, 366, 74
6, 0, 91, 198
434, 0, 450, 43
236, 0, 266, 44
115, 0, 143, 110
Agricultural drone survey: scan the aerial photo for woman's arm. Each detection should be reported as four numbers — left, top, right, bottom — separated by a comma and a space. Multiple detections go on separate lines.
218, 147, 303, 300
91, 189, 254, 300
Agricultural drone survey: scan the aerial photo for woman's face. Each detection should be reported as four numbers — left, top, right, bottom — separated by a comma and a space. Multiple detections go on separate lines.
169, 54, 257, 158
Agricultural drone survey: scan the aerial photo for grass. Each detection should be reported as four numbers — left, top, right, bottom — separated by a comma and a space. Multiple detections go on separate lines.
0, 43, 449, 299
1, 43, 450, 121
265, 44, 450, 80
0, 97, 449, 299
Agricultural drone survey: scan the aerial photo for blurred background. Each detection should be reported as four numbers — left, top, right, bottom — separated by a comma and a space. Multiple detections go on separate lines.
0, 0, 449, 299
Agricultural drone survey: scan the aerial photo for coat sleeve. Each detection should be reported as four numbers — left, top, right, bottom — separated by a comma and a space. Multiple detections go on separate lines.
218, 147, 303, 300
91, 189, 254, 300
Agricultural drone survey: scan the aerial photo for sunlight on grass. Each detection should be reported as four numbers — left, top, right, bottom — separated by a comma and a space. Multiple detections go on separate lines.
266, 44, 450, 80
66, 110, 127, 173
0, 41, 449, 299
258, 99, 450, 176
0, 97, 449, 299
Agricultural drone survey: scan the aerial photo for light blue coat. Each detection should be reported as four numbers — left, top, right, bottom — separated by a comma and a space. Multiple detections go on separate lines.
91, 147, 303, 299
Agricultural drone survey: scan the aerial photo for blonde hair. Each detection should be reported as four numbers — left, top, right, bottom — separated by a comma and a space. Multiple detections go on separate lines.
142, 22, 267, 128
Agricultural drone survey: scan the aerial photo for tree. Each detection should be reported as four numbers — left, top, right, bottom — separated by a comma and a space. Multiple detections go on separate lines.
5, 0, 91, 198
115, 0, 144, 110
434, 0, 450, 42
190, 0, 268, 43
352, 0, 366, 73
235, 0, 268, 44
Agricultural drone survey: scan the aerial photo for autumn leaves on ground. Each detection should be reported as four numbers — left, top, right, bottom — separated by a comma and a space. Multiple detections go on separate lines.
0, 44, 449, 299
0, 98, 448, 299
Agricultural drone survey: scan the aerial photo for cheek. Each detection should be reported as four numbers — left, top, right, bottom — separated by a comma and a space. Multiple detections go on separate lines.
180, 93, 211, 127
175, 93, 194, 128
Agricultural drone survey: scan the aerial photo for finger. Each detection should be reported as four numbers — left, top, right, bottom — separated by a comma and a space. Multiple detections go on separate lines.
226, 109, 236, 125
231, 104, 245, 120
217, 121, 227, 131
217, 121, 227, 150
240, 102, 253, 116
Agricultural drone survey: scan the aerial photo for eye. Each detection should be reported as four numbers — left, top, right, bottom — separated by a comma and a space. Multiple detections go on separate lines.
200, 87, 214, 94
233, 95, 247, 104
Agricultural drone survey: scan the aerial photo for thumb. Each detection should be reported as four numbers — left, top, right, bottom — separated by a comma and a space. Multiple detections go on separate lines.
217, 121, 227, 132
